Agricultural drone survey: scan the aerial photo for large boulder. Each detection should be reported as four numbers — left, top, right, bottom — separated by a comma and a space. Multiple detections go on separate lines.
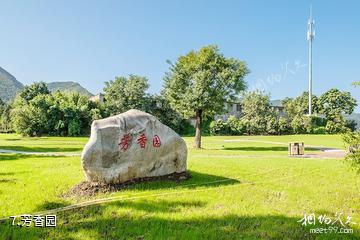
81, 109, 188, 183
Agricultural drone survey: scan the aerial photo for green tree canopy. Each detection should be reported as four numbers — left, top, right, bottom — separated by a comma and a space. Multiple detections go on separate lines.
103, 75, 149, 115
19, 81, 50, 102
319, 88, 357, 119
163, 45, 249, 148
0, 98, 5, 115
11, 82, 103, 136
352, 80, 360, 87
142, 95, 186, 134
282, 91, 320, 117
241, 91, 275, 135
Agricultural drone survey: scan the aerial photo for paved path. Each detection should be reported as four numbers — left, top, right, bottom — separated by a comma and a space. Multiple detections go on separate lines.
0, 149, 81, 157
224, 138, 347, 159
0, 138, 346, 159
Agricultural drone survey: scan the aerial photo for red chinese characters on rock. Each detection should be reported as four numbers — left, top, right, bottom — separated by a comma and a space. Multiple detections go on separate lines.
152, 135, 161, 147
119, 133, 161, 150
137, 133, 147, 148
118, 133, 132, 151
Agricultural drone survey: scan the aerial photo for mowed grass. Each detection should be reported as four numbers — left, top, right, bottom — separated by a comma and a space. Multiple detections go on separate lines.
0, 134, 87, 153
0, 134, 359, 239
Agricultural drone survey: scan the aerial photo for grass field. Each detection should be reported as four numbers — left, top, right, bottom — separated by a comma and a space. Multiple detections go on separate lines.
0, 134, 359, 239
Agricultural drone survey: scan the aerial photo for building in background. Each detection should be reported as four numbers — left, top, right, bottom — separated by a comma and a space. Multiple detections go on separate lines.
89, 93, 104, 104
214, 100, 284, 121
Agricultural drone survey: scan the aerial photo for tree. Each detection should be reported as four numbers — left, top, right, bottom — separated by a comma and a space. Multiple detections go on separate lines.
266, 113, 279, 135
47, 91, 103, 136
319, 88, 357, 119
343, 132, 360, 173
163, 45, 249, 148
352, 80, 360, 87
103, 75, 149, 115
19, 81, 50, 102
11, 84, 51, 136
342, 83, 360, 173
0, 98, 5, 115
241, 91, 273, 135
282, 92, 320, 118
278, 117, 291, 135
0, 99, 12, 132
11, 82, 103, 136
11, 96, 49, 136
318, 89, 357, 133
282, 92, 321, 134
290, 115, 312, 134
142, 95, 186, 134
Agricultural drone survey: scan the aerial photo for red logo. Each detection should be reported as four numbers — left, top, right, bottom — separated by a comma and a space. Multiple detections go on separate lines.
152, 135, 161, 147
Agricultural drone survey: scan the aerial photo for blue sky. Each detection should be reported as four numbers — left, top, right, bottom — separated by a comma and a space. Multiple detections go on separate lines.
1, 0, 359, 110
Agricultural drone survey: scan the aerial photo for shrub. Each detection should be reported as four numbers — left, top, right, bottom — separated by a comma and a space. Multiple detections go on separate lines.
11, 106, 47, 136
178, 119, 195, 136
68, 117, 81, 136
210, 116, 245, 136
210, 119, 229, 135
266, 115, 279, 135
11, 87, 104, 137
345, 119, 357, 132
325, 120, 349, 134
310, 115, 327, 127
227, 116, 245, 135
343, 132, 360, 173
278, 117, 291, 135
313, 126, 326, 134
291, 116, 312, 134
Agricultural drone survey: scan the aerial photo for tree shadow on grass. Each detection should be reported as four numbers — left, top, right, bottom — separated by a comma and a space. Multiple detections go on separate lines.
35, 201, 71, 212
61, 171, 241, 200
3, 200, 358, 240
116, 170, 241, 192
3, 137, 49, 141
0, 154, 66, 161
0, 172, 14, 176
109, 199, 206, 213
0, 171, 30, 185
0, 179, 16, 184
224, 146, 289, 151
0, 154, 38, 161
0, 171, 30, 175
33, 200, 205, 217
50, 205, 360, 240
0, 146, 82, 153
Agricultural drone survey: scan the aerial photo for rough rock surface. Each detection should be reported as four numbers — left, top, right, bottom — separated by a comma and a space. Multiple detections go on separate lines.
81, 109, 187, 183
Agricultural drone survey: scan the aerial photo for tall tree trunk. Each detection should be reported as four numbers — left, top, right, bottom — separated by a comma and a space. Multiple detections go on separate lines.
193, 109, 202, 149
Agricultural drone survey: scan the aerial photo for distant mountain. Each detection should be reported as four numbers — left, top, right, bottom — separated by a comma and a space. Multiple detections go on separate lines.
0, 68, 93, 102
0, 66, 24, 102
47, 81, 93, 97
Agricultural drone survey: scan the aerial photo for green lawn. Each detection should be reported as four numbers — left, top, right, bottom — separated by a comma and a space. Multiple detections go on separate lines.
0, 134, 359, 239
